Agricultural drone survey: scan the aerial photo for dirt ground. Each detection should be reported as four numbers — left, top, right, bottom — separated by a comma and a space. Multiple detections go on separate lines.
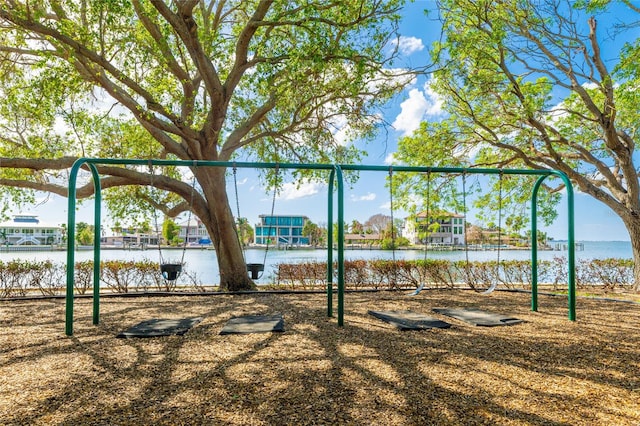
1, 290, 639, 425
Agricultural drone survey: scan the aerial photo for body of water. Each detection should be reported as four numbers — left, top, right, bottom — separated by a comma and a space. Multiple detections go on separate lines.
0, 241, 632, 284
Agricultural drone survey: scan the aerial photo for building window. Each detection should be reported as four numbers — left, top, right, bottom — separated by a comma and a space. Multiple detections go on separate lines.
278, 217, 291, 226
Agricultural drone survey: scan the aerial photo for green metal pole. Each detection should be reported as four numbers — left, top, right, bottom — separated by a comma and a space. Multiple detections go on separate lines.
65, 159, 87, 336
89, 164, 102, 325
532, 172, 576, 321
530, 176, 546, 312
335, 166, 345, 326
560, 172, 577, 321
327, 169, 335, 317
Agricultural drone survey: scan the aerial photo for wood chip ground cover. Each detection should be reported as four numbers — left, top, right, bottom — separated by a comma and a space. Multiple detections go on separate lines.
0, 290, 639, 425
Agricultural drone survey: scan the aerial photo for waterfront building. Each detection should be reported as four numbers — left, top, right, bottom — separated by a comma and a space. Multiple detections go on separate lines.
0, 215, 63, 246
254, 214, 310, 246
177, 217, 211, 245
344, 233, 382, 248
100, 218, 211, 247
101, 233, 159, 247
403, 211, 466, 245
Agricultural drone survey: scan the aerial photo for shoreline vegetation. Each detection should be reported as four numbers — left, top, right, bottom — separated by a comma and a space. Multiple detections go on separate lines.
0, 240, 570, 253
4, 244, 543, 252
1, 258, 637, 301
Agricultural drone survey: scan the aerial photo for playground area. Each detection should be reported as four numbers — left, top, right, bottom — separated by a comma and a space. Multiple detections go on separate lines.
1, 290, 638, 425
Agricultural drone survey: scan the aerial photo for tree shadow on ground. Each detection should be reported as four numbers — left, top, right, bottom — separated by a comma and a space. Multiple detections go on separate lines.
1, 291, 638, 425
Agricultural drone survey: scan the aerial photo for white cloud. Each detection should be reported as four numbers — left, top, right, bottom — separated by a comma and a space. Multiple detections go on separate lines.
391, 36, 424, 56
381, 67, 418, 87
277, 182, 324, 200
311, 66, 415, 147
351, 192, 376, 201
384, 152, 397, 165
546, 104, 569, 125
330, 114, 351, 146
53, 116, 70, 134
407, 193, 422, 210
392, 78, 444, 136
392, 88, 428, 136
423, 80, 444, 117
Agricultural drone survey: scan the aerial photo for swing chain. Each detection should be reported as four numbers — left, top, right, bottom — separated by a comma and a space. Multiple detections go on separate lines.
232, 164, 246, 262
424, 169, 431, 260
232, 164, 278, 280
388, 166, 398, 287
388, 166, 395, 251
251, 165, 279, 280
480, 169, 504, 294
496, 169, 504, 279
148, 160, 166, 266
179, 172, 197, 266
147, 160, 197, 281
263, 165, 279, 266
462, 171, 469, 268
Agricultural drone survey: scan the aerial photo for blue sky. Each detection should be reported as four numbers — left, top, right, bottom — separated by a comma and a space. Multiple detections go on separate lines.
18, 1, 635, 241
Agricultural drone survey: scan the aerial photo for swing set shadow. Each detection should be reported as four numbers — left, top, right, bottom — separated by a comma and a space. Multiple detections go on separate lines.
64, 158, 576, 336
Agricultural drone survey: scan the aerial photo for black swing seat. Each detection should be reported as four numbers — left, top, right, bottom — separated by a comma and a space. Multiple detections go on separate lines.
246, 263, 264, 279
160, 263, 183, 281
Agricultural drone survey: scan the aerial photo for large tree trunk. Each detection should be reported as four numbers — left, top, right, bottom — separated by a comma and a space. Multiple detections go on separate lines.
624, 216, 640, 292
199, 168, 256, 291
628, 226, 640, 291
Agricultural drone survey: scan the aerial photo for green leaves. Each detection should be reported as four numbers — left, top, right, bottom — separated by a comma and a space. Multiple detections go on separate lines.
1, 0, 411, 202
396, 0, 640, 239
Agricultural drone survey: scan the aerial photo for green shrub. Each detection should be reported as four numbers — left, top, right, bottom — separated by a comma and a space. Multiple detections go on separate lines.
273, 257, 636, 292
0, 256, 635, 299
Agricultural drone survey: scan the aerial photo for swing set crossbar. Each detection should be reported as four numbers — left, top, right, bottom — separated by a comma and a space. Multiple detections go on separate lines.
64, 158, 576, 336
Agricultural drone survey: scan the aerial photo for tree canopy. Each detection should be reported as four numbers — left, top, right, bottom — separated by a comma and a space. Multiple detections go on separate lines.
394, 0, 640, 289
0, 0, 413, 290
0, 0, 410, 192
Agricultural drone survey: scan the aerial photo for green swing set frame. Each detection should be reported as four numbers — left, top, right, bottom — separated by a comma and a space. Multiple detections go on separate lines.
64, 158, 576, 336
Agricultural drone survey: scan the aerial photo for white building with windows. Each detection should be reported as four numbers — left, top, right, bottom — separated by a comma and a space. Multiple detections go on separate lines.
0, 215, 63, 246
403, 211, 465, 246
100, 233, 159, 247
178, 217, 211, 245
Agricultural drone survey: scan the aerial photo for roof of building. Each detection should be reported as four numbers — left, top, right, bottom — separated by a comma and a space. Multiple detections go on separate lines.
0, 215, 61, 229
178, 217, 203, 228
257, 214, 309, 219
412, 211, 464, 219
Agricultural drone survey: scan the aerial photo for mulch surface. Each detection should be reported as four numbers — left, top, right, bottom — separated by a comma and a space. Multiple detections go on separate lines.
1, 290, 639, 425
